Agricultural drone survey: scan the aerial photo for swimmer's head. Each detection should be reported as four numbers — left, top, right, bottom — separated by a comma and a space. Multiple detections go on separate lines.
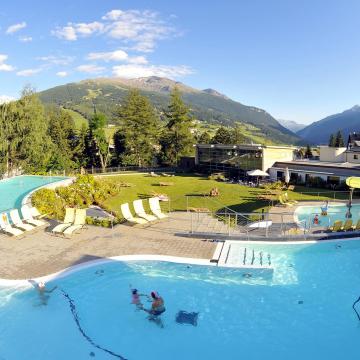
132, 289, 138, 295
38, 281, 45, 288
151, 291, 159, 299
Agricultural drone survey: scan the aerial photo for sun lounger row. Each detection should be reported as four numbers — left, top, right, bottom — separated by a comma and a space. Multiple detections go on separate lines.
329, 219, 360, 232
52, 208, 87, 236
121, 197, 168, 225
278, 193, 298, 207
0, 206, 47, 237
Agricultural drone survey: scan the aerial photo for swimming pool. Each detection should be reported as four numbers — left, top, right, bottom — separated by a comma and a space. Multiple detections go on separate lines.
1, 240, 360, 360
295, 203, 360, 228
0, 175, 68, 213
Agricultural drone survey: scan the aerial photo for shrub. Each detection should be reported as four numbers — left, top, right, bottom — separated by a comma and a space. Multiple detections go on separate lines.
32, 188, 65, 219
85, 216, 117, 228
32, 175, 122, 218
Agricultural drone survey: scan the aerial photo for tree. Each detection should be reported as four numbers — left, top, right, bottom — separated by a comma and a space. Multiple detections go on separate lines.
46, 107, 76, 171
232, 123, 247, 144
116, 89, 160, 166
0, 88, 52, 175
211, 126, 233, 144
198, 131, 211, 144
335, 130, 345, 147
328, 133, 336, 147
160, 88, 194, 165
305, 144, 312, 159
87, 113, 111, 172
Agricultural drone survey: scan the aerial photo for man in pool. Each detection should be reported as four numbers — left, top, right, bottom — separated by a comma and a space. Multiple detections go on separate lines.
37, 281, 57, 306
143, 291, 166, 328
321, 201, 329, 216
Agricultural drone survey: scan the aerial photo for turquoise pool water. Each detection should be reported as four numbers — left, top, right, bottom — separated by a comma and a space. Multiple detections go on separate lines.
295, 204, 360, 228
1, 240, 360, 360
0, 175, 67, 213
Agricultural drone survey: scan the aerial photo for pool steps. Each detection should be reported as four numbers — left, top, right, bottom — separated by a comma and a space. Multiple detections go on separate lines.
212, 241, 274, 274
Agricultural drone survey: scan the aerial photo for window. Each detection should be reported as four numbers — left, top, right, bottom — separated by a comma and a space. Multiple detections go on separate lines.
354, 155, 358, 160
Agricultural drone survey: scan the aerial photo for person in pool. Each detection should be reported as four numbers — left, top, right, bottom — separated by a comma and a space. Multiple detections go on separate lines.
37, 281, 57, 306
130, 288, 147, 309
313, 214, 319, 225
143, 291, 166, 327
321, 201, 329, 216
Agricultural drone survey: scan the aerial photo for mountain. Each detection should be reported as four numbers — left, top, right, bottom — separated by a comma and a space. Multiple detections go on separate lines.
277, 119, 306, 133
38, 76, 301, 145
298, 105, 360, 144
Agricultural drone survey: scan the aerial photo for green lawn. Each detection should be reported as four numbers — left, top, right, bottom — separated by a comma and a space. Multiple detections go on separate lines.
63, 108, 88, 129
101, 173, 352, 215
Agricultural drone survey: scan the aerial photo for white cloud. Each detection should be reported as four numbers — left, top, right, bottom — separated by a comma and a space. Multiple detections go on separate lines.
52, 21, 103, 41
16, 68, 42, 76
56, 71, 68, 77
52, 9, 176, 52
6, 22, 26, 34
104, 10, 174, 52
19, 36, 32, 42
87, 49, 128, 62
0, 95, 15, 104
76, 64, 105, 74
101, 10, 124, 21
52, 25, 77, 41
37, 55, 74, 66
112, 64, 193, 79
128, 56, 148, 65
0, 54, 14, 72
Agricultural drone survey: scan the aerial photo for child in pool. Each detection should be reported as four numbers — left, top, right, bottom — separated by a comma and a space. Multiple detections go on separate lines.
130, 288, 146, 309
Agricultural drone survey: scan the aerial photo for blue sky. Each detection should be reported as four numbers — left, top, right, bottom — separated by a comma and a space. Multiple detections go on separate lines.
1, 0, 360, 124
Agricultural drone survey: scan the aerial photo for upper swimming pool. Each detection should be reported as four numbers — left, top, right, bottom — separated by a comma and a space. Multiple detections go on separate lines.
0, 175, 68, 213
295, 203, 360, 228
1, 239, 360, 360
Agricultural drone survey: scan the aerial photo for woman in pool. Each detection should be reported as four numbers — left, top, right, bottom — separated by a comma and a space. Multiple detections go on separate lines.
143, 291, 166, 327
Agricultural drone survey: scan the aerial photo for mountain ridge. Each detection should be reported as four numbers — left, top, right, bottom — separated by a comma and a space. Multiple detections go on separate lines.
38, 76, 301, 145
298, 105, 360, 144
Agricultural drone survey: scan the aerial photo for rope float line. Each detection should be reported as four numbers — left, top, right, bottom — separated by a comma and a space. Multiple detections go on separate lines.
353, 296, 360, 322
61, 289, 128, 360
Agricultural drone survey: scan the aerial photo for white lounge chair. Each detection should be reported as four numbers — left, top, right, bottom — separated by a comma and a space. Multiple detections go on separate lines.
133, 199, 157, 222
0, 212, 23, 237
29, 206, 46, 219
21, 206, 47, 227
63, 209, 87, 237
121, 203, 148, 225
149, 197, 168, 219
52, 208, 75, 234
10, 209, 35, 231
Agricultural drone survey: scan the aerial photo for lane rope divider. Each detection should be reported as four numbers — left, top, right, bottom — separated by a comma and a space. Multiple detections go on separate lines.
352, 296, 360, 321
61, 289, 128, 359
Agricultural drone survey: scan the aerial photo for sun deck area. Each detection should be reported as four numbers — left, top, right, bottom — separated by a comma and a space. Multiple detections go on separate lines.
0, 212, 216, 279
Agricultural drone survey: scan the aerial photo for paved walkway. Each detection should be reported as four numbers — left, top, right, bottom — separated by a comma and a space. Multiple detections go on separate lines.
0, 212, 216, 280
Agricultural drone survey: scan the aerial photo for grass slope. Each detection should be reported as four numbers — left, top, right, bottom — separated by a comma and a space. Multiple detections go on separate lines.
102, 174, 346, 215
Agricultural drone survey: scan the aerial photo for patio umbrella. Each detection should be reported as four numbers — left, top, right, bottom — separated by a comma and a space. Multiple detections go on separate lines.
247, 169, 269, 177
284, 167, 290, 185
247, 169, 269, 185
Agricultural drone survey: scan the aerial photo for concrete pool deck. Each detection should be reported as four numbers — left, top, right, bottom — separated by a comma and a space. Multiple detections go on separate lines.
0, 212, 216, 280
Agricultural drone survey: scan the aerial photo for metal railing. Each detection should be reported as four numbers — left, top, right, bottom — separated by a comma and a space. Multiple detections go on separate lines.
43, 166, 177, 177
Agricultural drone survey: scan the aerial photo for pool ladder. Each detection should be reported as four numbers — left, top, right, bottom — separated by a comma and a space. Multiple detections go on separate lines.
243, 248, 271, 267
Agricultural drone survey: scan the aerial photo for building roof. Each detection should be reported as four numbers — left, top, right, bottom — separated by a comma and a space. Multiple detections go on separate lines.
196, 143, 298, 150
272, 160, 360, 177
